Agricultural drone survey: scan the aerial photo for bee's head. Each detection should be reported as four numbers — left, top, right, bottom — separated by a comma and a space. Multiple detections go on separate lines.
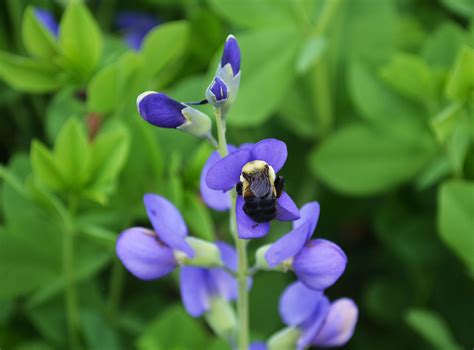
240, 160, 276, 183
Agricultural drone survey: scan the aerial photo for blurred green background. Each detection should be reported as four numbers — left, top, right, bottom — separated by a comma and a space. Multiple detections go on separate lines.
0, 0, 473, 349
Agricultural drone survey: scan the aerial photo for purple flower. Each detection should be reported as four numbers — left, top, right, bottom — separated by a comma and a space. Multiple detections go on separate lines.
205, 139, 299, 239
279, 281, 358, 349
116, 11, 160, 50
180, 241, 239, 317
34, 8, 59, 37
213, 35, 241, 109
265, 202, 347, 291
137, 92, 211, 138
116, 194, 194, 280
200, 145, 237, 211
249, 342, 266, 350
206, 77, 229, 106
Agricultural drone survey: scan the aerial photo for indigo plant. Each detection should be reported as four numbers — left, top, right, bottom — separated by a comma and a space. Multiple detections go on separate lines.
122, 35, 358, 350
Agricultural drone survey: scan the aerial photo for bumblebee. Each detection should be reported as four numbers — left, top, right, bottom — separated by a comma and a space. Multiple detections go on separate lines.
236, 160, 284, 223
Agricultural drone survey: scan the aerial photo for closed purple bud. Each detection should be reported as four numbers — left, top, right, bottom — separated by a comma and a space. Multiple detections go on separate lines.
221, 35, 241, 75
206, 77, 229, 106
34, 8, 59, 37
137, 92, 187, 128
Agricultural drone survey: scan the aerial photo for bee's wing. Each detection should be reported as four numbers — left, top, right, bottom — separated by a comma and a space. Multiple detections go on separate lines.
249, 174, 272, 197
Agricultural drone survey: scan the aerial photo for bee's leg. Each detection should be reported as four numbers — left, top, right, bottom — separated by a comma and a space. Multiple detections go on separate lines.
274, 176, 285, 197
236, 181, 243, 195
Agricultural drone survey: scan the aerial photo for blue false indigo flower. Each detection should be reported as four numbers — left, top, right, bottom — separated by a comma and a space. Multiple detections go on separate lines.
137, 92, 212, 139
116, 11, 160, 50
210, 35, 241, 111
206, 77, 229, 107
34, 8, 59, 37
205, 139, 300, 239
264, 202, 347, 291
277, 281, 358, 349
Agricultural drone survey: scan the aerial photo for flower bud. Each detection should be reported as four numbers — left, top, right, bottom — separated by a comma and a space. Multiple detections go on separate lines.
137, 91, 212, 138
174, 237, 222, 267
206, 77, 229, 106
267, 327, 301, 350
204, 298, 237, 341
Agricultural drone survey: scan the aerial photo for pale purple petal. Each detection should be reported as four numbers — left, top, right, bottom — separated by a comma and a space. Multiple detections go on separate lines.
116, 228, 176, 280
293, 239, 347, 291
143, 194, 194, 258
276, 192, 300, 221
137, 92, 186, 128
34, 8, 59, 37
216, 241, 237, 271
249, 342, 266, 350
180, 267, 210, 317
206, 148, 251, 191
265, 222, 310, 267
312, 298, 358, 347
279, 281, 325, 327
250, 139, 287, 173
292, 202, 320, 239
200, 151, 232, 211
221, 35, 241, 75
297, 296, 330, 350
236, 196, 270, 239
208, 268, 238, 301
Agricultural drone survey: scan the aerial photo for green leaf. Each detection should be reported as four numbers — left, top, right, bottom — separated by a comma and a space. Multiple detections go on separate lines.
54, 118, 90, 188
348, 61, 423, 122
81, 311, 121, 350
208, 0, 298, 29
0, 51, 63, 92
30, 140, 65, 191
22, 6, 58, 58
182, 193, 214, 241
380, 53, 436, 105
438, 180, 474, 272
87, 64, 119, 113
59, 1, 103, 79
295, 37, 326, 74
227, 30, 300, 126
440, 0, 474, 17
309, 121, 436, 195
86, 123, 130, 194
137, 305, 208, 350
406, 309, 461, 350
422, 22, 467, 68
141, 21, 189, 77
446, 46, 474, 102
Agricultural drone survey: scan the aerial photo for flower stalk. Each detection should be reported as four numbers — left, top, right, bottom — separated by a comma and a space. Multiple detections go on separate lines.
215, 106, 249, 350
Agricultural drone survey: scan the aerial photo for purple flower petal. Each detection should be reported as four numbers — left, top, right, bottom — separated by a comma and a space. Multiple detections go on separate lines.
276, 192, 300, 221
221, 34, 241, 75
200, 151, 232, 211
208, 268, 238, 301
249, 342, 267, 350
297, 296, 330, 350
312, 298, 358, 347
137, 92, 186, 128
293, 239, 347, 291
216, 241, 237, 271
250, 139, 287, 173
236, 196, 270, 239
265, 222, 310, 267
279, 281, 325, 327
143, 194, 194, 258
208, 76, 228, 103
206, 148, 251, 191
116, 11, 160, 50
292, 202, 320, 240
116, 228, 176, 280
124, 31, 147, 51
34, 8, 59, 37
180, 266, 210, 317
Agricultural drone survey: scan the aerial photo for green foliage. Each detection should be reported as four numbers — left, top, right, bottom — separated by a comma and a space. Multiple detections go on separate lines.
21, 6, 58, 58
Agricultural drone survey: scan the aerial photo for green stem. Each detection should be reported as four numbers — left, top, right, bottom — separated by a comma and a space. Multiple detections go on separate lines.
215, 108, 249, 350
63, 197, 80, 350
106, 258, 125, 322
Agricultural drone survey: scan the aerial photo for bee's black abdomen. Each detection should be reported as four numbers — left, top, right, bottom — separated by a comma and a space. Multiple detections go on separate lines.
243, 193, 277, 223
